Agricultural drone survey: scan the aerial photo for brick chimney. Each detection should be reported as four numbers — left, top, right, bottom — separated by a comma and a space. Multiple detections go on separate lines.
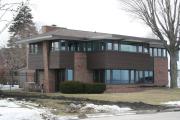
40, 25, 66, 33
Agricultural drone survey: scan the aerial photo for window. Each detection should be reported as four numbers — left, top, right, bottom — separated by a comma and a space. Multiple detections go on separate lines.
82, 43, 86, 51
112, 70, 121, 82
93, 70, 105, 83
106, 42, 112, 50
136, 70, 153, 84
29, 44, 38, 54
105, 70, 111, 84
60, 40, 66, 51
139, 71, 143, 83
108, 70, 129, 84
67, 69, 73, 81
138, 46, 143, 53
105, 69, 153, 84
51, 41, 59, 51
130, 70, 135, 83
150, 48, 153, 56
153, 48, 158, 56
67, 42, 74, 51
120, 70, 129, 83
113, 43, 119, 51
87, 42, 92, 51
144, 47, 148, 53
158, 48, 162, 57
120, 44, 137, 52
99, 42, 105, 51
144, 71, 153, 83
135, 71, 139, 83
162, 49, 167, 57
92, 42, 99, 51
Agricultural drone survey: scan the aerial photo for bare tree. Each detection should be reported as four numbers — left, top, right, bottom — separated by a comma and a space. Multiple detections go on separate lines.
0, 0, 29, 34
120, 0, 180, 88
0, 47, 25, 86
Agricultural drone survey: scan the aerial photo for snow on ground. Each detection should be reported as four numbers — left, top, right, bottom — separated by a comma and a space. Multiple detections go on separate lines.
0, 98, 67, 120
163, 101, 180, 107
80, 104, 132, 114
0, 84, 20, 90
0, 98, 133, 120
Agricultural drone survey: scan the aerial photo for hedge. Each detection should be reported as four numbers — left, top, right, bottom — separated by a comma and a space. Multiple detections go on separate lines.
60, 81, 106, 94
59, 81, 84, 94
84, 83, 106, 94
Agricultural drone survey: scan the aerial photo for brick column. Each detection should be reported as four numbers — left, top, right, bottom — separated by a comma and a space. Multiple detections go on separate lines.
74, 53, 93, 83
42, 41, 55, 92
154, 57, 168, 86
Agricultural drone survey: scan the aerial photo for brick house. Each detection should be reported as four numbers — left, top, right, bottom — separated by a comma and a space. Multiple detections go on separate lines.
19, 26, 168, 93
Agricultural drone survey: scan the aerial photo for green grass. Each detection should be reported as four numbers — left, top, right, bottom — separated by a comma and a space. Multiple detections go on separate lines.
2, 88, 180, 115
47, 88, 180, 105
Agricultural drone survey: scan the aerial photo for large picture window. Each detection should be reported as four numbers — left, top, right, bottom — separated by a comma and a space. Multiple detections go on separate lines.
104, 69, 153, 84
120, 44, 137, 52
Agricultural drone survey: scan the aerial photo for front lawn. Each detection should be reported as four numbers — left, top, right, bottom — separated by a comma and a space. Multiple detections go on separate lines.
1, 88, 180, 115
47, 88, 180, 105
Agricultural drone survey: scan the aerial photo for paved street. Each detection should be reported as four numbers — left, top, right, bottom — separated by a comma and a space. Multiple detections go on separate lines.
85, 112, 180, 120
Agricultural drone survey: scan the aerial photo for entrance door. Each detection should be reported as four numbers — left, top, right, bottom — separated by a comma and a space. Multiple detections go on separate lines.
55, 69, 65, 91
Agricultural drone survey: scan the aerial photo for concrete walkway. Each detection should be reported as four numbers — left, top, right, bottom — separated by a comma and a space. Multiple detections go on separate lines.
85, 111, 180, 120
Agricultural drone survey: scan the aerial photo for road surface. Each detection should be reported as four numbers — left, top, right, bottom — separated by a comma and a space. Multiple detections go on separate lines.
85, 111, 180, 120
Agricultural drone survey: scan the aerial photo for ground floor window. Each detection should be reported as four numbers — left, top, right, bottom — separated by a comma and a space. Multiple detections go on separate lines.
93, 69, 154, 84
93, 70, 105, 83
66, 69, 73, 81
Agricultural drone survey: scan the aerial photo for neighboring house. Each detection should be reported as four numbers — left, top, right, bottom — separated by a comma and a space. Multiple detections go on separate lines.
19, 26, 168, 93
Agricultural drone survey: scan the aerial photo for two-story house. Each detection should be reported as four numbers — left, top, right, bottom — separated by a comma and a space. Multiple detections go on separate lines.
20, 26, 168, 93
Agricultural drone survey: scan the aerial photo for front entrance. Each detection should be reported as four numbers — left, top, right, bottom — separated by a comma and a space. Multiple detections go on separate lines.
55, 69, 65, 91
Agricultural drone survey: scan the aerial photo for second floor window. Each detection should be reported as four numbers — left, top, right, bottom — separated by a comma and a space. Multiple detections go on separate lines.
29, 44, 38, 54
60, 40, 66, 51
106, 42, 112, 50
51, 41, 59, 51
120, 44, 137, 52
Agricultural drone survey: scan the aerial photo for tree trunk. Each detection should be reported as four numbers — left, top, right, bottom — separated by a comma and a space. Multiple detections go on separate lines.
169, 52, 178, 88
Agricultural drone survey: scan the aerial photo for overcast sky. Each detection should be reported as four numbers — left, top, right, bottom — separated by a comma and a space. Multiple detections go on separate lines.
0, 0, 153, 46
0, 0, 179, 67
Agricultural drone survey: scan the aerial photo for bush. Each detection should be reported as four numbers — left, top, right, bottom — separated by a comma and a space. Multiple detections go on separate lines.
60, 81, 84, 94
60, 81, 106, 94
84, 83, 106, 94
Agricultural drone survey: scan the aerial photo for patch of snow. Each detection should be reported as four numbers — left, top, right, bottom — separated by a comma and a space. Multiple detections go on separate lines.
0, 98, 74, 120
0, 84, 20, 90
80, 103, 132, 114
163, 101, 180, 107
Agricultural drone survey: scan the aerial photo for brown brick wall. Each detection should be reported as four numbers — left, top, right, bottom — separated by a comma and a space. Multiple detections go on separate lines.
42, 41, 55, 92
154, 57, 168, 86
26, 70, 35, 82
74, 52, 93, 83
106, 85, 156, 93
87, 52, 154, 70
49, 51, 74, 69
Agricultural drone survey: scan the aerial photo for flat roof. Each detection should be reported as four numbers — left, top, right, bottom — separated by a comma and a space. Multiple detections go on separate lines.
17, 27, 166, 47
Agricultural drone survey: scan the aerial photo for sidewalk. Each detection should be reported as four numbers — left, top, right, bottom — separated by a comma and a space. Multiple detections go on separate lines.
84, 111, 180, 120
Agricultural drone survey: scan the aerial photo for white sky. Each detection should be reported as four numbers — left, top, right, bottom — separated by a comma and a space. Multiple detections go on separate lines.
0, 0, 179, 68
0, 0, 153, 46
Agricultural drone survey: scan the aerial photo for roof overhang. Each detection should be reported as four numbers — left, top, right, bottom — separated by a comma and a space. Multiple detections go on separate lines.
16, 35, 53, 44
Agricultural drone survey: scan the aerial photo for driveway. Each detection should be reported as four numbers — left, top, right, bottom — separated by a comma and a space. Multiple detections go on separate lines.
85, 111, 180, 120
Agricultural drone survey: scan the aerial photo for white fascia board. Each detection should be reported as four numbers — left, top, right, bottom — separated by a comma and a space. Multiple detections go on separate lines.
16, 35, 53, 44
